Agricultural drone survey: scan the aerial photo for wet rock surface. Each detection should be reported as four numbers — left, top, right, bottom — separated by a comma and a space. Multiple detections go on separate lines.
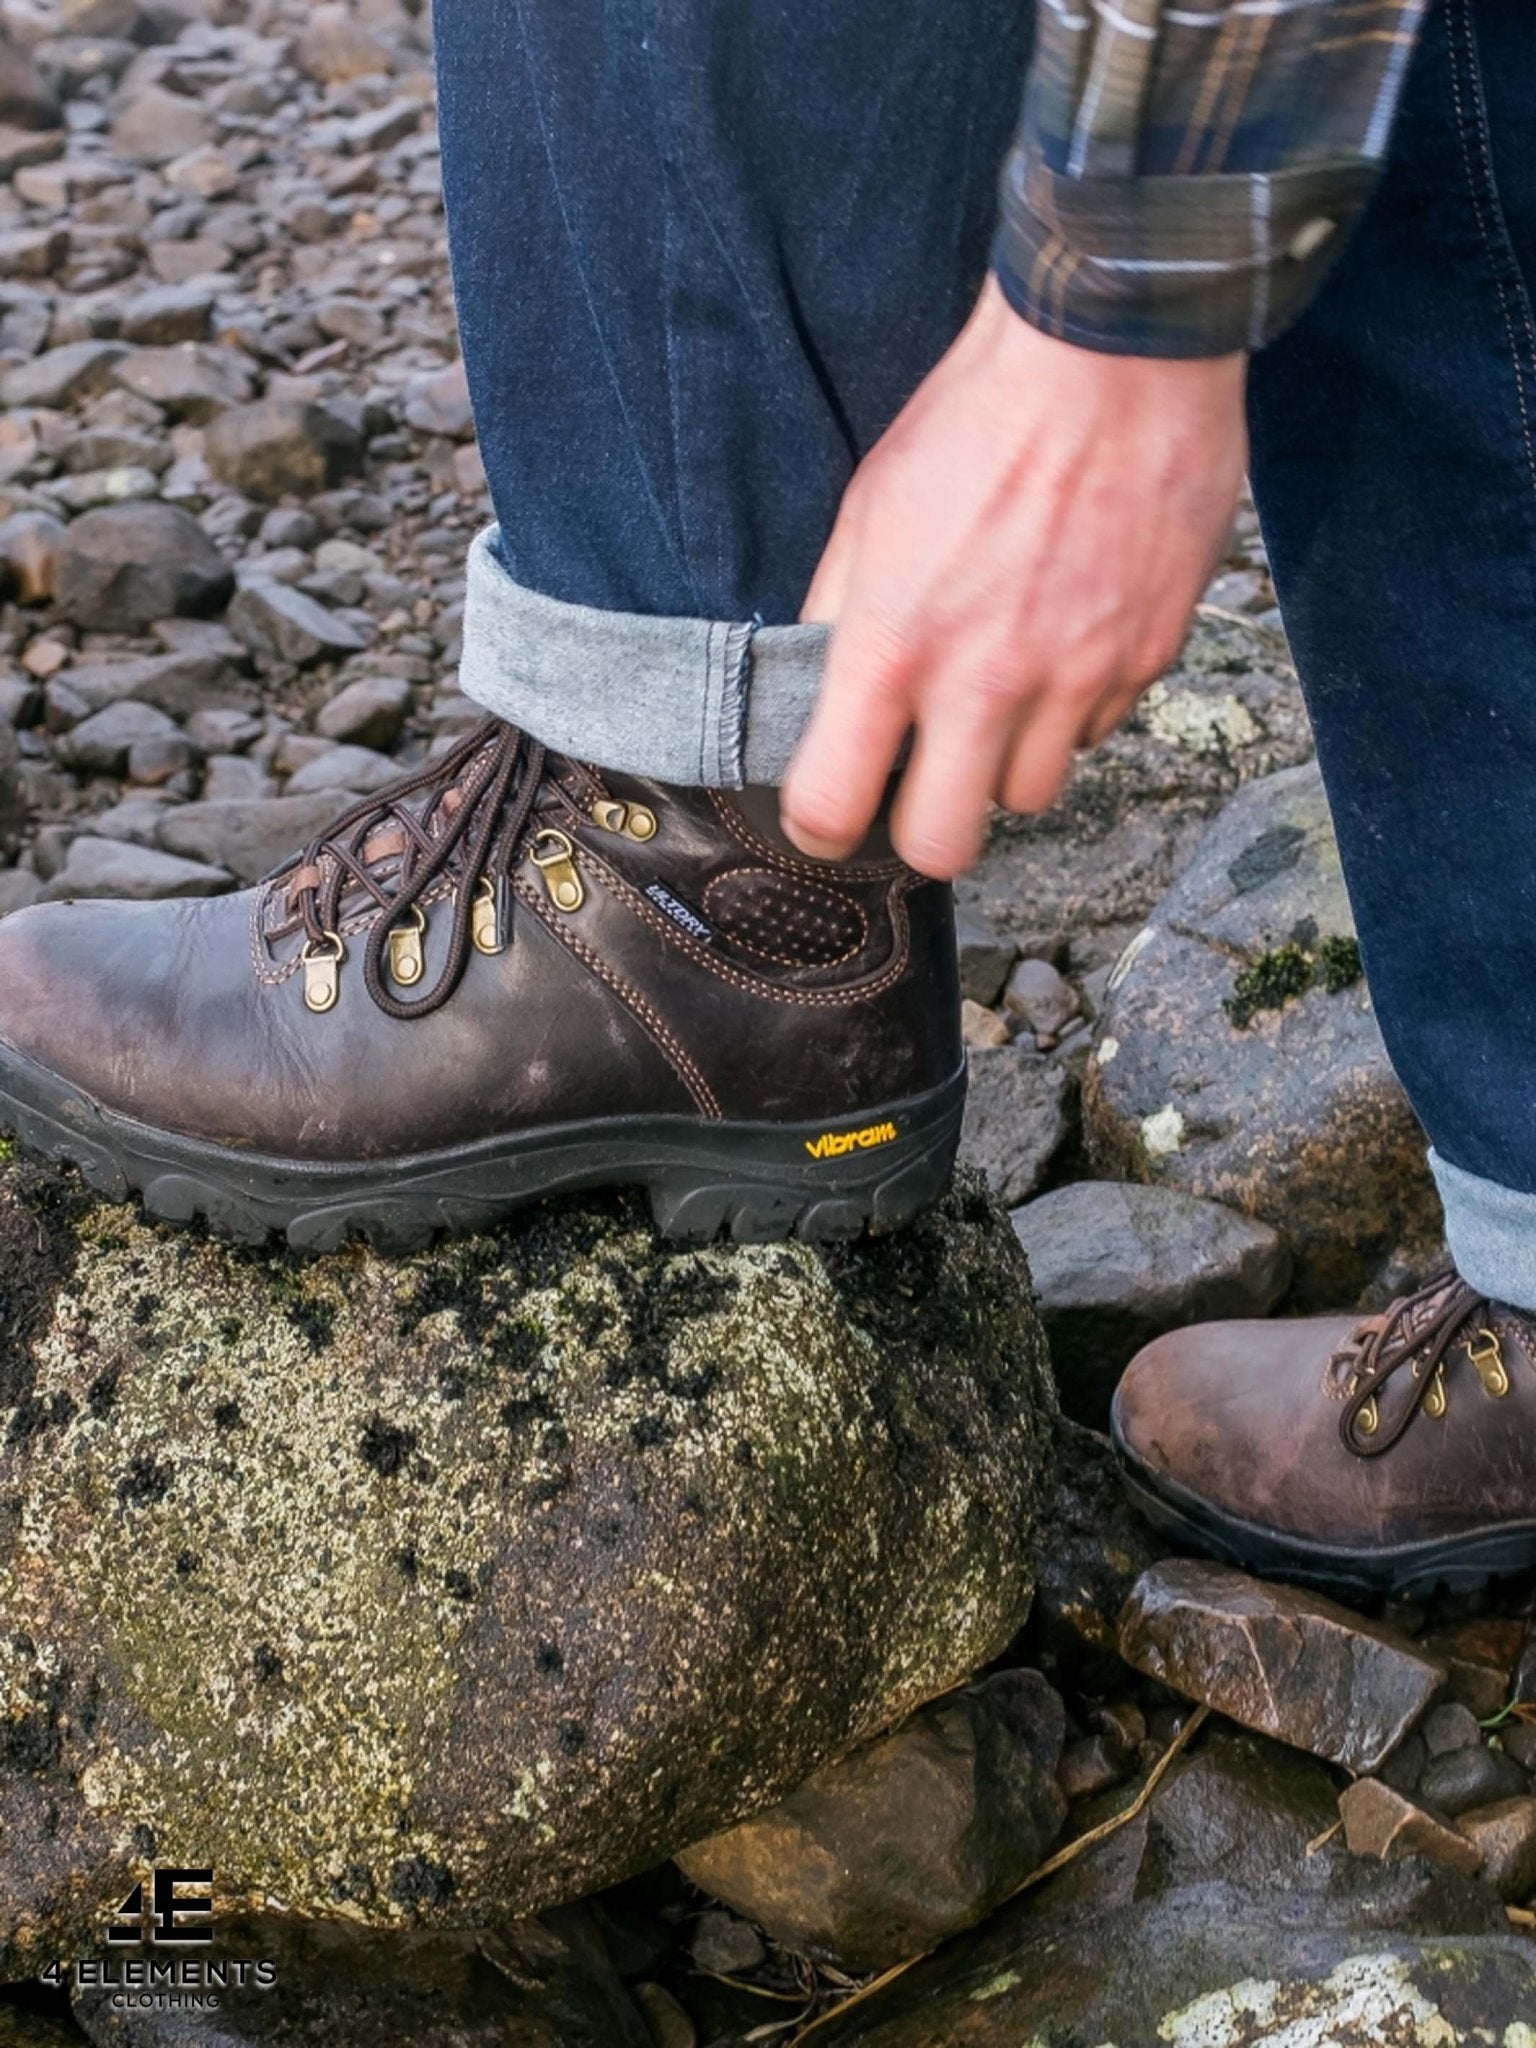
0, 1159, 1052, 1978
675, 1669, 1067, 1973
1119, 1559, 1447, 1773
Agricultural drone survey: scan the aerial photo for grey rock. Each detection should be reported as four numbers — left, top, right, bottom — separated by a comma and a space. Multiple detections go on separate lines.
1119, 1558, 1446, 1774
56, 698, 178, 775
62, 652, 255, 722
156, 792, 345, 882
958, 1046, 1073, 1208
40, 833, 231, 900
0, 338, 126, 408
296, 6, 396, 85
316, 673, 411, 749
1084, 762, 1443, 1303
402, 358, 473, 439
0, 675, 40, 727
1418, 1745, 1529, 1819
341, 95, 423, 154
71, 1908, 652, 2047
127, 729, 196, 785
678, 1669, 1066, 1974
118, 282, 214, 346
112, 343, 256, 421
0, 1172, 1050, 1972
0, 35, 61, 129
630, 1983, 695, 2048
690, 1910, 766, 1979
959, 611, 1313, 966
228, 580, 368, 665
54, 502, 235, 632
109, 82, 210, 163
285, 742, 399, 795
203, 398, 365, 502
955, 913, 1016, 1008
1001, 955, 1079, 1040
1422, 1701, 1484, 1757
1009, 1180, 1291, 1428
0, 123, 64, 180
0, 223, 66, 277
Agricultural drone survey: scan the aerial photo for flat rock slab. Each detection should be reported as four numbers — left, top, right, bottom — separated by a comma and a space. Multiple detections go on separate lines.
0, 1165, 1052, 1975
1083, 761, 1444, 1304
1118, 1559, 1445, 1773
957, 1046, 1073, 1208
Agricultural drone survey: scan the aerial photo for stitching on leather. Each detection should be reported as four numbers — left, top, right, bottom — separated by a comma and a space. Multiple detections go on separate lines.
700, 867, 869, 970
706, 789, 905, 883
1447, 0, 1536, 502
513, 875, 720, 1118
582, 842, 914, 1005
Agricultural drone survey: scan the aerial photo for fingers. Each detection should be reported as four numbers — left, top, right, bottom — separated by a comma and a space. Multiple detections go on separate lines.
998, 688, 1098, 816
781, 607, 917, 860
888, 668, 1025, 878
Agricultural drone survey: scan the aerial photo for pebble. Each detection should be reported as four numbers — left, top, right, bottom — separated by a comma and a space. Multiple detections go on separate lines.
285, 742, 399, 795
315, 672, 411, 748
690, 1910, 767, 1979
228, 579, 369, 665
56, 697, 177, 775
1002, 955, 1080, 1040
958, 1045, 1074, 1207
204, 396, 365, 501
960, 997, 1010, 1050
1416, 1745, 1528, 1819
1420, 1702, 1483, 1757
1457, 1797, 1536, 1902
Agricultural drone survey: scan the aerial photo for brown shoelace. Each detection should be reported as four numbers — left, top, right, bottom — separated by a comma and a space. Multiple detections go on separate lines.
1336, 1273, 1501, 1457
286, 718, 545, 1020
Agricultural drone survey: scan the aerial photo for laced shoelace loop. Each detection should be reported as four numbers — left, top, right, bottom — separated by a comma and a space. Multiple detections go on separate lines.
1337, 1273, 1495, 1458
290, 719, 546, 1021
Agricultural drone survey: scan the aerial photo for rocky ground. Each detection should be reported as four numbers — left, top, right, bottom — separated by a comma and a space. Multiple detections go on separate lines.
0, 1, 1530, 2044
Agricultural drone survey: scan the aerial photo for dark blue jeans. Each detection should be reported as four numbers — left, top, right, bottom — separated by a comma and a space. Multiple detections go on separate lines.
435, 0, 1536, 1301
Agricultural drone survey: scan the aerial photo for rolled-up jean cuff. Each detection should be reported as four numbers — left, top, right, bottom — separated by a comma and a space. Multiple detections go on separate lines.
458, 528, 829, 788
1430, 1148, 1536, 1312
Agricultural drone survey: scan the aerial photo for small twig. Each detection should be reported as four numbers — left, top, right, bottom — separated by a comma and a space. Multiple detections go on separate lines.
1306, 1819, 1343, 1856
1506, 1906, 1536, 1930
789, 1706, 1211, 2044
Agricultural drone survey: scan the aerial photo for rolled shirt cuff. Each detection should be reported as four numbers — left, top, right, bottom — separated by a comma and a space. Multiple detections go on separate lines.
458, 529, 827, 789
1431, 1149, 1536, 1316
992, 148, 1380, 358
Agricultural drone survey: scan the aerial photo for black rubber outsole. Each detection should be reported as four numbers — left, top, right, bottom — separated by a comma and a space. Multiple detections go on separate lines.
1113, 1431, 1536, 1603
0, 1044, 968, 1254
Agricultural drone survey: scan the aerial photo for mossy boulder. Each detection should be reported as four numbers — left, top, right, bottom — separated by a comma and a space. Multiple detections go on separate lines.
0, 1162, 1052, 1976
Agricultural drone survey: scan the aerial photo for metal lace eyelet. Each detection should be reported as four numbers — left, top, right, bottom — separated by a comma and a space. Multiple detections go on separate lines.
301, 930, 346, 1014
1466, 1327, 1510, 1399
387, 903, 427, 987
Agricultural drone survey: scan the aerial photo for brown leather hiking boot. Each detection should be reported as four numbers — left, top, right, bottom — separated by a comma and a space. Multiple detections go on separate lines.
0, 720, 964, 1250
1112, 1272, 1536, 1599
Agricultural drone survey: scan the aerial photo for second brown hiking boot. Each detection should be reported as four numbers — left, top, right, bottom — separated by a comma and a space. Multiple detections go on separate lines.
0, 719, 964, 1250
1112, 1271, 1536, 1598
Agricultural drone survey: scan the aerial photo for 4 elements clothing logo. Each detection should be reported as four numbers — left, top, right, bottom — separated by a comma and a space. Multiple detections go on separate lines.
109, 1868, 214, 1945
40, 1868, 279, 2014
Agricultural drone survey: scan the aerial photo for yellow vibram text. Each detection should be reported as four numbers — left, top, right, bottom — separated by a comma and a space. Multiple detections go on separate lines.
805, 1122, 899, 1160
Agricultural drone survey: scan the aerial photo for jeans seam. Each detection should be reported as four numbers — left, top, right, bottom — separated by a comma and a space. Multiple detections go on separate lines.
1445, 0, 1536, 506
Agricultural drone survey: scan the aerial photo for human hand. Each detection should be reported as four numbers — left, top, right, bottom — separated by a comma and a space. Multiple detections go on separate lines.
781, 278, 1248, 879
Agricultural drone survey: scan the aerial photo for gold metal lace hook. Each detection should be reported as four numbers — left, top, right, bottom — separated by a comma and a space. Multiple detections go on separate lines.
387, 903, 427, 987
301, 929, 346, 1014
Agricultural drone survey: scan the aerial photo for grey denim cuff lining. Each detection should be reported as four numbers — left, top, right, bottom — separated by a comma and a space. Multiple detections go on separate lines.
1430, 1148, 1536, 1313
458, 528, 828, 789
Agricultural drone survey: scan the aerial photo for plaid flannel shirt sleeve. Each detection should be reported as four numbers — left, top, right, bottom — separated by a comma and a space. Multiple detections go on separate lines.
993, 0, 1428, 357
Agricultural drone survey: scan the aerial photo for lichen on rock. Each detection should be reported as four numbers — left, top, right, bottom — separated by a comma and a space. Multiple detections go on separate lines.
0, 1164, 1053, 1974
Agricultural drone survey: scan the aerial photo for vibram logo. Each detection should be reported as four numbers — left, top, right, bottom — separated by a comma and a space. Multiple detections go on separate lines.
805, 1121, 898, 1160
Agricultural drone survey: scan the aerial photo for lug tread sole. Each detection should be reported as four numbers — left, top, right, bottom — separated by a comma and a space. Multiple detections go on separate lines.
0, 1051, 966, 1254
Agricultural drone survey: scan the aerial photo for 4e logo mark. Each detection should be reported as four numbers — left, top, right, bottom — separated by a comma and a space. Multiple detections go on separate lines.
107, 1869, 214, 1946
